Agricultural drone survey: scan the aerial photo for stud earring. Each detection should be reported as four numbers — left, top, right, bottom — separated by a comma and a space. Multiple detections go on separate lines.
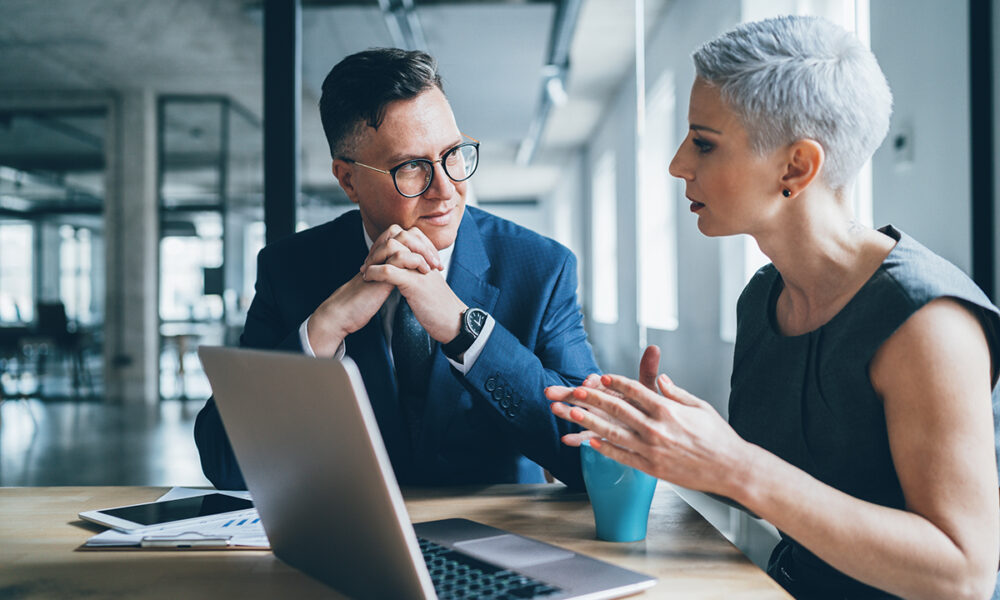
782, 189, 791, 198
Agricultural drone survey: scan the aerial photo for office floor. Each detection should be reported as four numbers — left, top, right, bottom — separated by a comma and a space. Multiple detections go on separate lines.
0, 398, 211, 487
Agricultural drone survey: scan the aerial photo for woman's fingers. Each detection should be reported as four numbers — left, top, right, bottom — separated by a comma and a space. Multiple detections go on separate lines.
550, 395, 645, 449
638, 345, 661, 392
655, 374, 705, 407
590, 438, 654, 474
560, 430, 600, 447
545, 383, 613, 414
597, 374, 665, 417
573, 385, 654, 427
544, 384, 576, 403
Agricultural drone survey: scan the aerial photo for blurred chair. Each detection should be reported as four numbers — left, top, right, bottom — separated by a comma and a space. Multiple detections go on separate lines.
0, 324, 30, 397
0, 323, 38, 425
32, 301, 90, 398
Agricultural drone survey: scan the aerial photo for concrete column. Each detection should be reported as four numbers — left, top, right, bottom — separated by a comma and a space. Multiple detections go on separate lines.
103, 89, 158, 403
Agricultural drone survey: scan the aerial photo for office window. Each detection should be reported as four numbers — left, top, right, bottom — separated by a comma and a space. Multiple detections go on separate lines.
0, 223, 33, 323
59, 225, 93, 325
159, 214, 224, 322
591, 151, 618, 324
638, 72, 679, 332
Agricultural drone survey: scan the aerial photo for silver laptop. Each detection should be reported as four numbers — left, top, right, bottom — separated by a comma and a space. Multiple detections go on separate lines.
199, 346, 656, 600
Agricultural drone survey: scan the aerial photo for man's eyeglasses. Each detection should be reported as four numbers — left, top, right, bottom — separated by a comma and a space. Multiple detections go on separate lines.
341, 134, 480, 198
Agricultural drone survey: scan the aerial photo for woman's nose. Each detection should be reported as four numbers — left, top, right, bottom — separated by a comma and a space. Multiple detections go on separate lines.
668, 145, 691, 181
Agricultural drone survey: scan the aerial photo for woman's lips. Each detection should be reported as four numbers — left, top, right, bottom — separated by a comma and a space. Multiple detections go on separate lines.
689, 200, 705, 212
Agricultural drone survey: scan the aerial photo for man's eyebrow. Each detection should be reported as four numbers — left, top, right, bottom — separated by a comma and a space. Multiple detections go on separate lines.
386, 138, 464, 165
690, 124, 723, 135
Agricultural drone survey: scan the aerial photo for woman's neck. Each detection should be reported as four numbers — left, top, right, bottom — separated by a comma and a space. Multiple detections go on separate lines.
753, 190, 895, 335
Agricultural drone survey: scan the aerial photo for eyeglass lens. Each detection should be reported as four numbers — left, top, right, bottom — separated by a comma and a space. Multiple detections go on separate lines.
394, 143, 479, 197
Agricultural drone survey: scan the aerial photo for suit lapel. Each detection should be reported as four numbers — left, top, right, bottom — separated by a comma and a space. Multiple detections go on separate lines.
420, 210, 500, 454
446, 209, 500, 313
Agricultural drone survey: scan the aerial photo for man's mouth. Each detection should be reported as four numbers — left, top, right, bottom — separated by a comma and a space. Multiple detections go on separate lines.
421, 207, 453, 225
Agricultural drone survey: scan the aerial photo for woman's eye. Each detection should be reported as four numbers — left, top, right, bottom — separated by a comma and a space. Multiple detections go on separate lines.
692, 138, 713, 153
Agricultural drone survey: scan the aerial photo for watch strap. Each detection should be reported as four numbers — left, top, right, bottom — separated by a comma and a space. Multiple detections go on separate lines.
442, 308, 486, 360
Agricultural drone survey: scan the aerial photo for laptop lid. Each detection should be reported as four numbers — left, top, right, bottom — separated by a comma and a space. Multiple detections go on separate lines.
199, 346, 436, 599
200, 346, 656, 600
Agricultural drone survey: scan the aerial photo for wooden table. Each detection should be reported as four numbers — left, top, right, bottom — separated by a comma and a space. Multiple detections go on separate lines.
0, 485, 791, 599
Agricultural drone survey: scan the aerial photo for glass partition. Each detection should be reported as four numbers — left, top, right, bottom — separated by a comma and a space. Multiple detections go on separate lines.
158, 97, 262, 400
0, 109, 106, 399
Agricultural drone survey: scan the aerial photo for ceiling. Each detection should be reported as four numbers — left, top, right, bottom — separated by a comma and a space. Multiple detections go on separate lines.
0, 0, 668, 207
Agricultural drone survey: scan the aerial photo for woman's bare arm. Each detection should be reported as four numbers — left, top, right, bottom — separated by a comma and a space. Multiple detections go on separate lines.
547, 298, 998, 599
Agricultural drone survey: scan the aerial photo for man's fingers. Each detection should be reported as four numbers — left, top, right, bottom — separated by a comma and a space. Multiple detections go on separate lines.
382, 247, 432, 273
364, 237, 433, 274
399, 227, 443, 270
366, 225, 443, 272
362, 263, 414, 286
374, 224, 403, 246
388, 228, 442, 270
639, 345, 661, 391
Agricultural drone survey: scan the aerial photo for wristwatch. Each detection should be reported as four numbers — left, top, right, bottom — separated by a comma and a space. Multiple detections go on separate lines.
442, 307, 489, 361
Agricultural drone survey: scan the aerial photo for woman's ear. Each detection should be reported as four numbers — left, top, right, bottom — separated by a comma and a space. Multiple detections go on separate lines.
780, 139, 825, 197
331, 159, 361, 205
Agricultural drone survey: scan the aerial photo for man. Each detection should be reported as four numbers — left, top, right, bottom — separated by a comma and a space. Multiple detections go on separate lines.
195, 48, 598, 490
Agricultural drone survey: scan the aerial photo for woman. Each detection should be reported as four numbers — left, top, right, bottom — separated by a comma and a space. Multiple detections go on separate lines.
547, 15, 1000, 599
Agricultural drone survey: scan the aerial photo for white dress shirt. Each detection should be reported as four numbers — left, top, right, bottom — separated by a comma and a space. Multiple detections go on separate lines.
298, 226, 495, 374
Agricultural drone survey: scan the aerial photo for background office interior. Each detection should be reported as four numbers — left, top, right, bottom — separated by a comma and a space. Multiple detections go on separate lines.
0, 0, 997, 568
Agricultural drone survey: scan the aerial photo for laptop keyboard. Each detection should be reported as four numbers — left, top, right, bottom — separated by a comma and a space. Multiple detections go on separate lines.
419, 537, 562, 600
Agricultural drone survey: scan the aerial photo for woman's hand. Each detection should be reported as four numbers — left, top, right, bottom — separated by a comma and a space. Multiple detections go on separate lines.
555, 346, 664, 447
546, 365, 754, 498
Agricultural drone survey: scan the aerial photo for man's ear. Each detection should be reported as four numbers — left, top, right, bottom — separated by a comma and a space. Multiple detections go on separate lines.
780, 139, 824, 197
332, 159, 361, 205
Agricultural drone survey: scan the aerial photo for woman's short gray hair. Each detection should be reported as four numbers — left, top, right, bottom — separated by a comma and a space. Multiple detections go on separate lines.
693, 15, 892, 190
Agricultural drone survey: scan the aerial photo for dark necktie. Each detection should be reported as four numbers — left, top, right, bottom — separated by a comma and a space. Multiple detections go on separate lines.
391, 297, 434, 411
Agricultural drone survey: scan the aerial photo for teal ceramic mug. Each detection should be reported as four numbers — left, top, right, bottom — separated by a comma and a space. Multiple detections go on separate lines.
580, 439, 658, 542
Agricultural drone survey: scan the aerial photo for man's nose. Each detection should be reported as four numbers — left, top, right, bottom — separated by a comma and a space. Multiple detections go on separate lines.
421, 160, 456, 199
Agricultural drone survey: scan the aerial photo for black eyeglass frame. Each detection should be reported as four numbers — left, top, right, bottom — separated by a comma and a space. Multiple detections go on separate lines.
340, 134, 481, 198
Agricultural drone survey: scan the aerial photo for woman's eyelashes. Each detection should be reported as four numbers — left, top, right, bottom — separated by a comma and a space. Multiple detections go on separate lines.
692, 137, 714, 154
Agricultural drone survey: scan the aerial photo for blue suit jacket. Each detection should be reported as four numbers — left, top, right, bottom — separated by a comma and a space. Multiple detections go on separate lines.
195, 206, 599, 490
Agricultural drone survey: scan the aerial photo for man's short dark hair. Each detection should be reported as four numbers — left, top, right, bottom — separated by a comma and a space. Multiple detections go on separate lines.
319, 47, 444, 159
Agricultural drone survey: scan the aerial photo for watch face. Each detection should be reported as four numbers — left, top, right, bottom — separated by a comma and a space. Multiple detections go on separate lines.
466, 308, 487, 335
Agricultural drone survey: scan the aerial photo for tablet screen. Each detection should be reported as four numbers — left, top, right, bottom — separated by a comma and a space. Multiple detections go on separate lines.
102, 493, 253, 526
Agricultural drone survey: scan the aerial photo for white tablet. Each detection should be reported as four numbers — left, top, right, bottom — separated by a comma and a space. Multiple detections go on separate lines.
79, 492, 255, 533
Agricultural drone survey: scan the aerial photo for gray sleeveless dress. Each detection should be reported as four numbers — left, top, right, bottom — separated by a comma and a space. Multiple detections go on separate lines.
729, 225, 1000, 599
